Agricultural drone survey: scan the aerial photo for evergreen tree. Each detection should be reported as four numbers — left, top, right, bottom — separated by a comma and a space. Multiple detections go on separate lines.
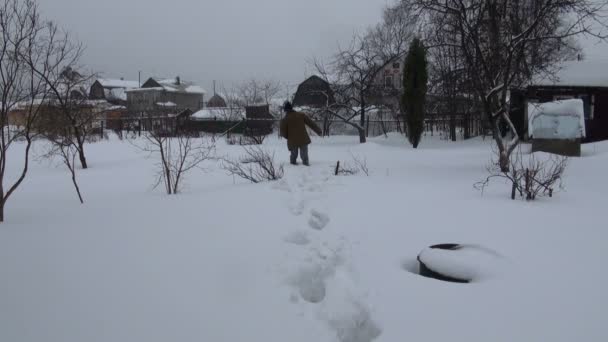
402, 38, 428, 148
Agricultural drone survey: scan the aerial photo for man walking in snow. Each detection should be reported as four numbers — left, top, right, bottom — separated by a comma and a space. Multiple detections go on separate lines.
280, 101, 322, 166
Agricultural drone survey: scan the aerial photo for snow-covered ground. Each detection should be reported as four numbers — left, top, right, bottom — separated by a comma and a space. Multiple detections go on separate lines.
1, 133, 607, 342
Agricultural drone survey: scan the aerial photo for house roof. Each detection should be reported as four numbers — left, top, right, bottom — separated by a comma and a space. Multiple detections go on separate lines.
207, 94, 227, 107
105, 88, 128, 101
96, 78, 140, 89
134, 77, 206, 94
531, 60, 608, 88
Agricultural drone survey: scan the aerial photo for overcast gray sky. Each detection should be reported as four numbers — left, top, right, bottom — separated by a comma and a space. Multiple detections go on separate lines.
39, 0, 608, 94
39, 0, 390, 93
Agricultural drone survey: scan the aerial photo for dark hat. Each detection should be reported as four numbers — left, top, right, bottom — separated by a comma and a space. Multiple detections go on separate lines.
283, 101, 294, 113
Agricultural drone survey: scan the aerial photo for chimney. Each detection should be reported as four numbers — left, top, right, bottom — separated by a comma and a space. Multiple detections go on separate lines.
176, 76, 181, 85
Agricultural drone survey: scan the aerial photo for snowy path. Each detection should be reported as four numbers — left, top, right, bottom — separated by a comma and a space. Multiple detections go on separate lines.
276, 165, 382, 342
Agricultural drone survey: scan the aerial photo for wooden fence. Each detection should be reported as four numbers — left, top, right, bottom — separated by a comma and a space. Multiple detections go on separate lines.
100, 111, 487, 141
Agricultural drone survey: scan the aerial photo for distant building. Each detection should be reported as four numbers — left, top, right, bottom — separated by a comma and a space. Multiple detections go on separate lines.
126, 77, 206, 115
207, 94, 227, 108
369, 60, 404, 109
90, 78, 140, 105
292, 75, 335, 108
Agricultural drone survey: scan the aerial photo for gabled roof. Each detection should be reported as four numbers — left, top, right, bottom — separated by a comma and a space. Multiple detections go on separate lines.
531, 60, 608, 88
138, 77, 206, 94
207, 94, 227, 108
96, 78, 140, 89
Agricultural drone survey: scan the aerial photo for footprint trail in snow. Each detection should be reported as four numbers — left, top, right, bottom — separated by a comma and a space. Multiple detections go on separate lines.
277, 164, 382, 342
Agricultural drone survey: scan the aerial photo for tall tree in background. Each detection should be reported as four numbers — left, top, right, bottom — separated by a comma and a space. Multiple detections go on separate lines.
402, 38, 428, 148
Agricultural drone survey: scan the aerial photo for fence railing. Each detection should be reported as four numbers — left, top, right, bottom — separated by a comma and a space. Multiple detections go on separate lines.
98, 111, 488, 141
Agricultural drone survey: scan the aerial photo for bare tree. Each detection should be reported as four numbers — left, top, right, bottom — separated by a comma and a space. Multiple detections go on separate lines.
407, 0, 607, 170
0, 0, 76, 222
236, 79, 282, 107
28, 62, 99, 170
139, 129, 214, 195
311, 2, 417, 143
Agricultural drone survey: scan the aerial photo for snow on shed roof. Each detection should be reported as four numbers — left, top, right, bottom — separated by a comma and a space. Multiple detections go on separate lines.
532, 60, 608, 88
191, 107, 245, 120
96, 78, 140, 89
156, 101, 177, 107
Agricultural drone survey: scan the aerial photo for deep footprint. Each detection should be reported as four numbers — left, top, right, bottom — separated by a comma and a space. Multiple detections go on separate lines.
329, 303, 382, 342
284, 231, 310, 246
289, 199, 305, 216
308, 209, 330, 230
298, 278, 326, 303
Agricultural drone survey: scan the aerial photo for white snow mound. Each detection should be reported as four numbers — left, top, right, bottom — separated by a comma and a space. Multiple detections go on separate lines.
418, 245, 503, 282
528, 99, 586, 139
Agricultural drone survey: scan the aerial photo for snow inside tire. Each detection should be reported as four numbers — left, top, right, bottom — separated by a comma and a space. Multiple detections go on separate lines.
417, 244, 501, 283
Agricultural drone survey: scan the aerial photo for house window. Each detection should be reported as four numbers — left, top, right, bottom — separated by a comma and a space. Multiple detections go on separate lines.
393, 62, 400, 69
385, 75, 394, 88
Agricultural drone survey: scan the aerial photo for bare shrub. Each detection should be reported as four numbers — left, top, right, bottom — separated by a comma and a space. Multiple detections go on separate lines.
222, 146, 284, 183
138, 131, 215, 195
476, 147, 568, 200
226, 135, 239, 145
240, 134, 267, 145
351, 153, 370, 176
334, 154, 370, 176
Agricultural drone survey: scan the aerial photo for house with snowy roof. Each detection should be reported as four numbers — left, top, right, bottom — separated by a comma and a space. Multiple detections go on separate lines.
126, 77, 206, 115
511, 59, 608, 142
90, 78, 140, 105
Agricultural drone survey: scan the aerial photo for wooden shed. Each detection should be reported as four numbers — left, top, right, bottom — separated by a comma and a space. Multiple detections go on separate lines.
511, 60, 608, 142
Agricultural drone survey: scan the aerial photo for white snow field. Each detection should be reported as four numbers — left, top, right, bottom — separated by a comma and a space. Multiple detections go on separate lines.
1, 133, 607, 342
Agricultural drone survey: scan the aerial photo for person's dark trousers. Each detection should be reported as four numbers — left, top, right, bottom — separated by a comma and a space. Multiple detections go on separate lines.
290, 145, 309, 165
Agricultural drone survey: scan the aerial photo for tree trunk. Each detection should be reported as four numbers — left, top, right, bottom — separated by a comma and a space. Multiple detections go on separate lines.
358, 127, 366, 143
360, 98, 366, 129
0, 198, 4, 223
75, 134, 88, 169
499, 149, 510, 172
71, 170, 84, 204
78, 148, 87, 169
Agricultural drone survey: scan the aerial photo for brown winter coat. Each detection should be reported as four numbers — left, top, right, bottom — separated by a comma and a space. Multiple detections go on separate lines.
280, 111, 322, 150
